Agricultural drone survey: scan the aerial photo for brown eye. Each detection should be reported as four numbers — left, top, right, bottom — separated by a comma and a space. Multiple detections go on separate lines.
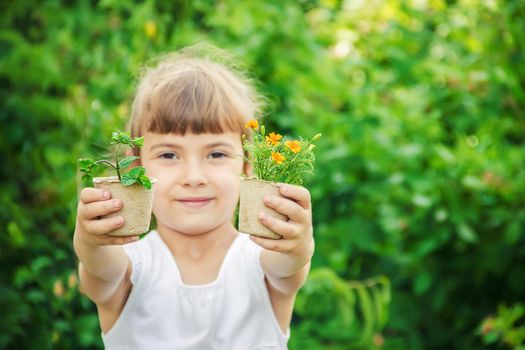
208, 151, 227, 159
160, 152, 178, 160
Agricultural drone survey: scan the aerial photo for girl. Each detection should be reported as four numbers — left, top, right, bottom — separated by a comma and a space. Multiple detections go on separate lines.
73, 46, 314, 349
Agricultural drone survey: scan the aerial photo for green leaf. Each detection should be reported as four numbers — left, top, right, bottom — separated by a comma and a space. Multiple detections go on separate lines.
121, 167, 149, 188
31, 256, 52, 271
132, 136, 144, 147
483, 331, 499, 344
138, 174, 152, 189
7, 221, 26, 247
14, 267, 32, 288
81, 173, 94, 188
26, 289, 46, 304
356, 286, 375, 342
125, 166, 146, 178
118, 156, 139, 170
414, 271, 432, 295
75, 315, 101, 346
371, 285, 388, 328
111, 131, 132, 145
120, 176, 138, 186
78, 158, 95, 173
457, 222, 478, 243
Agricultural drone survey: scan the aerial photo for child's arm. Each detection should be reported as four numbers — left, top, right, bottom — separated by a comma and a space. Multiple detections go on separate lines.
74, 188, 138, 305
249, 184, 315, 296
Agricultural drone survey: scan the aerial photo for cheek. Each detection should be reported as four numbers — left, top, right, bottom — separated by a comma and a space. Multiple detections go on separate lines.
232, 158, 245, 175
211, 168, 240, 191
146, 166, 173, 195
144, 162, 171, 180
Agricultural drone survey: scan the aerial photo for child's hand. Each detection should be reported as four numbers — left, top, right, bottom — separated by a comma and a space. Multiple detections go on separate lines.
75, 188, 138, 246
251, 184, 314, 260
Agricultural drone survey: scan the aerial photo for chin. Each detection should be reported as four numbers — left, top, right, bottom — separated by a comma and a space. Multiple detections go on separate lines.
170, 223, 221, 236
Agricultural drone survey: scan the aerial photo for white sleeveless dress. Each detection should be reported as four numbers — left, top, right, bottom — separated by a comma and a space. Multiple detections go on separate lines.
101, 231, 289, 349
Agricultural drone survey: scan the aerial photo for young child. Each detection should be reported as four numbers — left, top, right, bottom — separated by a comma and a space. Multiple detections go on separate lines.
73, 46, 315, 349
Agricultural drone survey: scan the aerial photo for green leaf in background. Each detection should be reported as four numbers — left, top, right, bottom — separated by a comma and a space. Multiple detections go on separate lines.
479, 304, 525, 348
2, 0, 525, 349
457, 222, 479, 244
294, 268, 391, 348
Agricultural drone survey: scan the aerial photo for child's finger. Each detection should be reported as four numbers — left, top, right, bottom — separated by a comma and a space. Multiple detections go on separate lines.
97, 235, 139, 246
263, 195, 306, 224
249, 234, 297, 253
85, 216, 125, 236
278, 184, 311, 210
79, 199, 123, 220
258, 212, 299, 239
80, 187, 111, 204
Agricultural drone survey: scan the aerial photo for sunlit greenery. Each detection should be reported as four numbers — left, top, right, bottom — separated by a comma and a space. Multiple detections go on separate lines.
1, 0, 524, 349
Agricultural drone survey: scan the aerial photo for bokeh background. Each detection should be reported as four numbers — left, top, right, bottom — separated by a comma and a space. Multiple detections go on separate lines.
1, 0, 524, 349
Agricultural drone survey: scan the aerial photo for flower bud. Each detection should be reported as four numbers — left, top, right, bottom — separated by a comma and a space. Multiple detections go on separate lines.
144, 21, 157, 40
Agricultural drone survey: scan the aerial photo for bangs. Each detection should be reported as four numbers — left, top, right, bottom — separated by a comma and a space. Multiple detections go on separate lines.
144, 72, 246, 135
130, 58, 259, 138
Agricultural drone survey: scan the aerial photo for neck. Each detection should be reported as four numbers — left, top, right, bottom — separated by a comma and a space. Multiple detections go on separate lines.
155, 221, 238, 259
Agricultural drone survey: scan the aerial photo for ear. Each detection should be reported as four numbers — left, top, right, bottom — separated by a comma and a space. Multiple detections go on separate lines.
243, 161, 253, 176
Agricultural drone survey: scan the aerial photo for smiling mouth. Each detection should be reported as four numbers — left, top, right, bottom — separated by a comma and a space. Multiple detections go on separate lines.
176, 198, 213, 208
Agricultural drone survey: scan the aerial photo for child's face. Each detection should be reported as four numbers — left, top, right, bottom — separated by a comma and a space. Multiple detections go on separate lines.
141, 131, 244, 236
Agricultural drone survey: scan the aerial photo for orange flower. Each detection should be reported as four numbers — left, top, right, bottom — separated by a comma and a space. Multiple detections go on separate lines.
244, 119, 259, 129
271, 152, 285, 164
285, 140, 301, 153
266, 132, 282, 146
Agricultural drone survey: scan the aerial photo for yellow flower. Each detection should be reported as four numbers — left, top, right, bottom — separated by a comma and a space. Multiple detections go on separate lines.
285, 140, 301, 153
245, 119, 259, 129
68, 273, 78, 289
144, 20, 157, 40
271, 152, 285, 164
266, 132, 282, 146
53, 280, 64, 297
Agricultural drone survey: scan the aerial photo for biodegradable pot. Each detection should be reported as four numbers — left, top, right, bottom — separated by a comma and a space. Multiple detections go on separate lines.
93, 176, 156, 236
238, 178, 287, 239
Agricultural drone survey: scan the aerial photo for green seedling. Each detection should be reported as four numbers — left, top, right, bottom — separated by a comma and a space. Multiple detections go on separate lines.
78, 131, 152, 189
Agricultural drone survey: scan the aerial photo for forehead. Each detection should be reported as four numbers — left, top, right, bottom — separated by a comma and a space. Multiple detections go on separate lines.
142, 131, 243, 149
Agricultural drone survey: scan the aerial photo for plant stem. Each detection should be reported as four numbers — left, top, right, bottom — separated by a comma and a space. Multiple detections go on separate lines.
115, 144, 121, 181
94, 160, 117, 171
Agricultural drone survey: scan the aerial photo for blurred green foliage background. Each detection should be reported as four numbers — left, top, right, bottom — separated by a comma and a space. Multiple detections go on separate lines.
1, 0, 524, 349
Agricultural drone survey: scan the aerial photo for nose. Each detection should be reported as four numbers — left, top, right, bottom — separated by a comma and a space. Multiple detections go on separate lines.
181, 159, 207, 187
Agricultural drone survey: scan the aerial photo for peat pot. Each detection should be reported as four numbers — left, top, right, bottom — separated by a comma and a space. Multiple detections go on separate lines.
238, 178, 287, 240
93, 176, 156, 236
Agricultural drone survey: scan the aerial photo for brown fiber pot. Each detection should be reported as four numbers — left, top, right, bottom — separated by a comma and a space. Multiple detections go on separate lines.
238, 178, 287, 239
93, 176, 156, 236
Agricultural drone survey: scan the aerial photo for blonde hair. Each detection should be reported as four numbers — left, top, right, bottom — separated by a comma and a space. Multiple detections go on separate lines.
128, 45, 264, 143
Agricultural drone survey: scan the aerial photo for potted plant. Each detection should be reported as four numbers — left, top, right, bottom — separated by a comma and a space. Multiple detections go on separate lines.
240, 119, 320, 239
78, 131, 156, 236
